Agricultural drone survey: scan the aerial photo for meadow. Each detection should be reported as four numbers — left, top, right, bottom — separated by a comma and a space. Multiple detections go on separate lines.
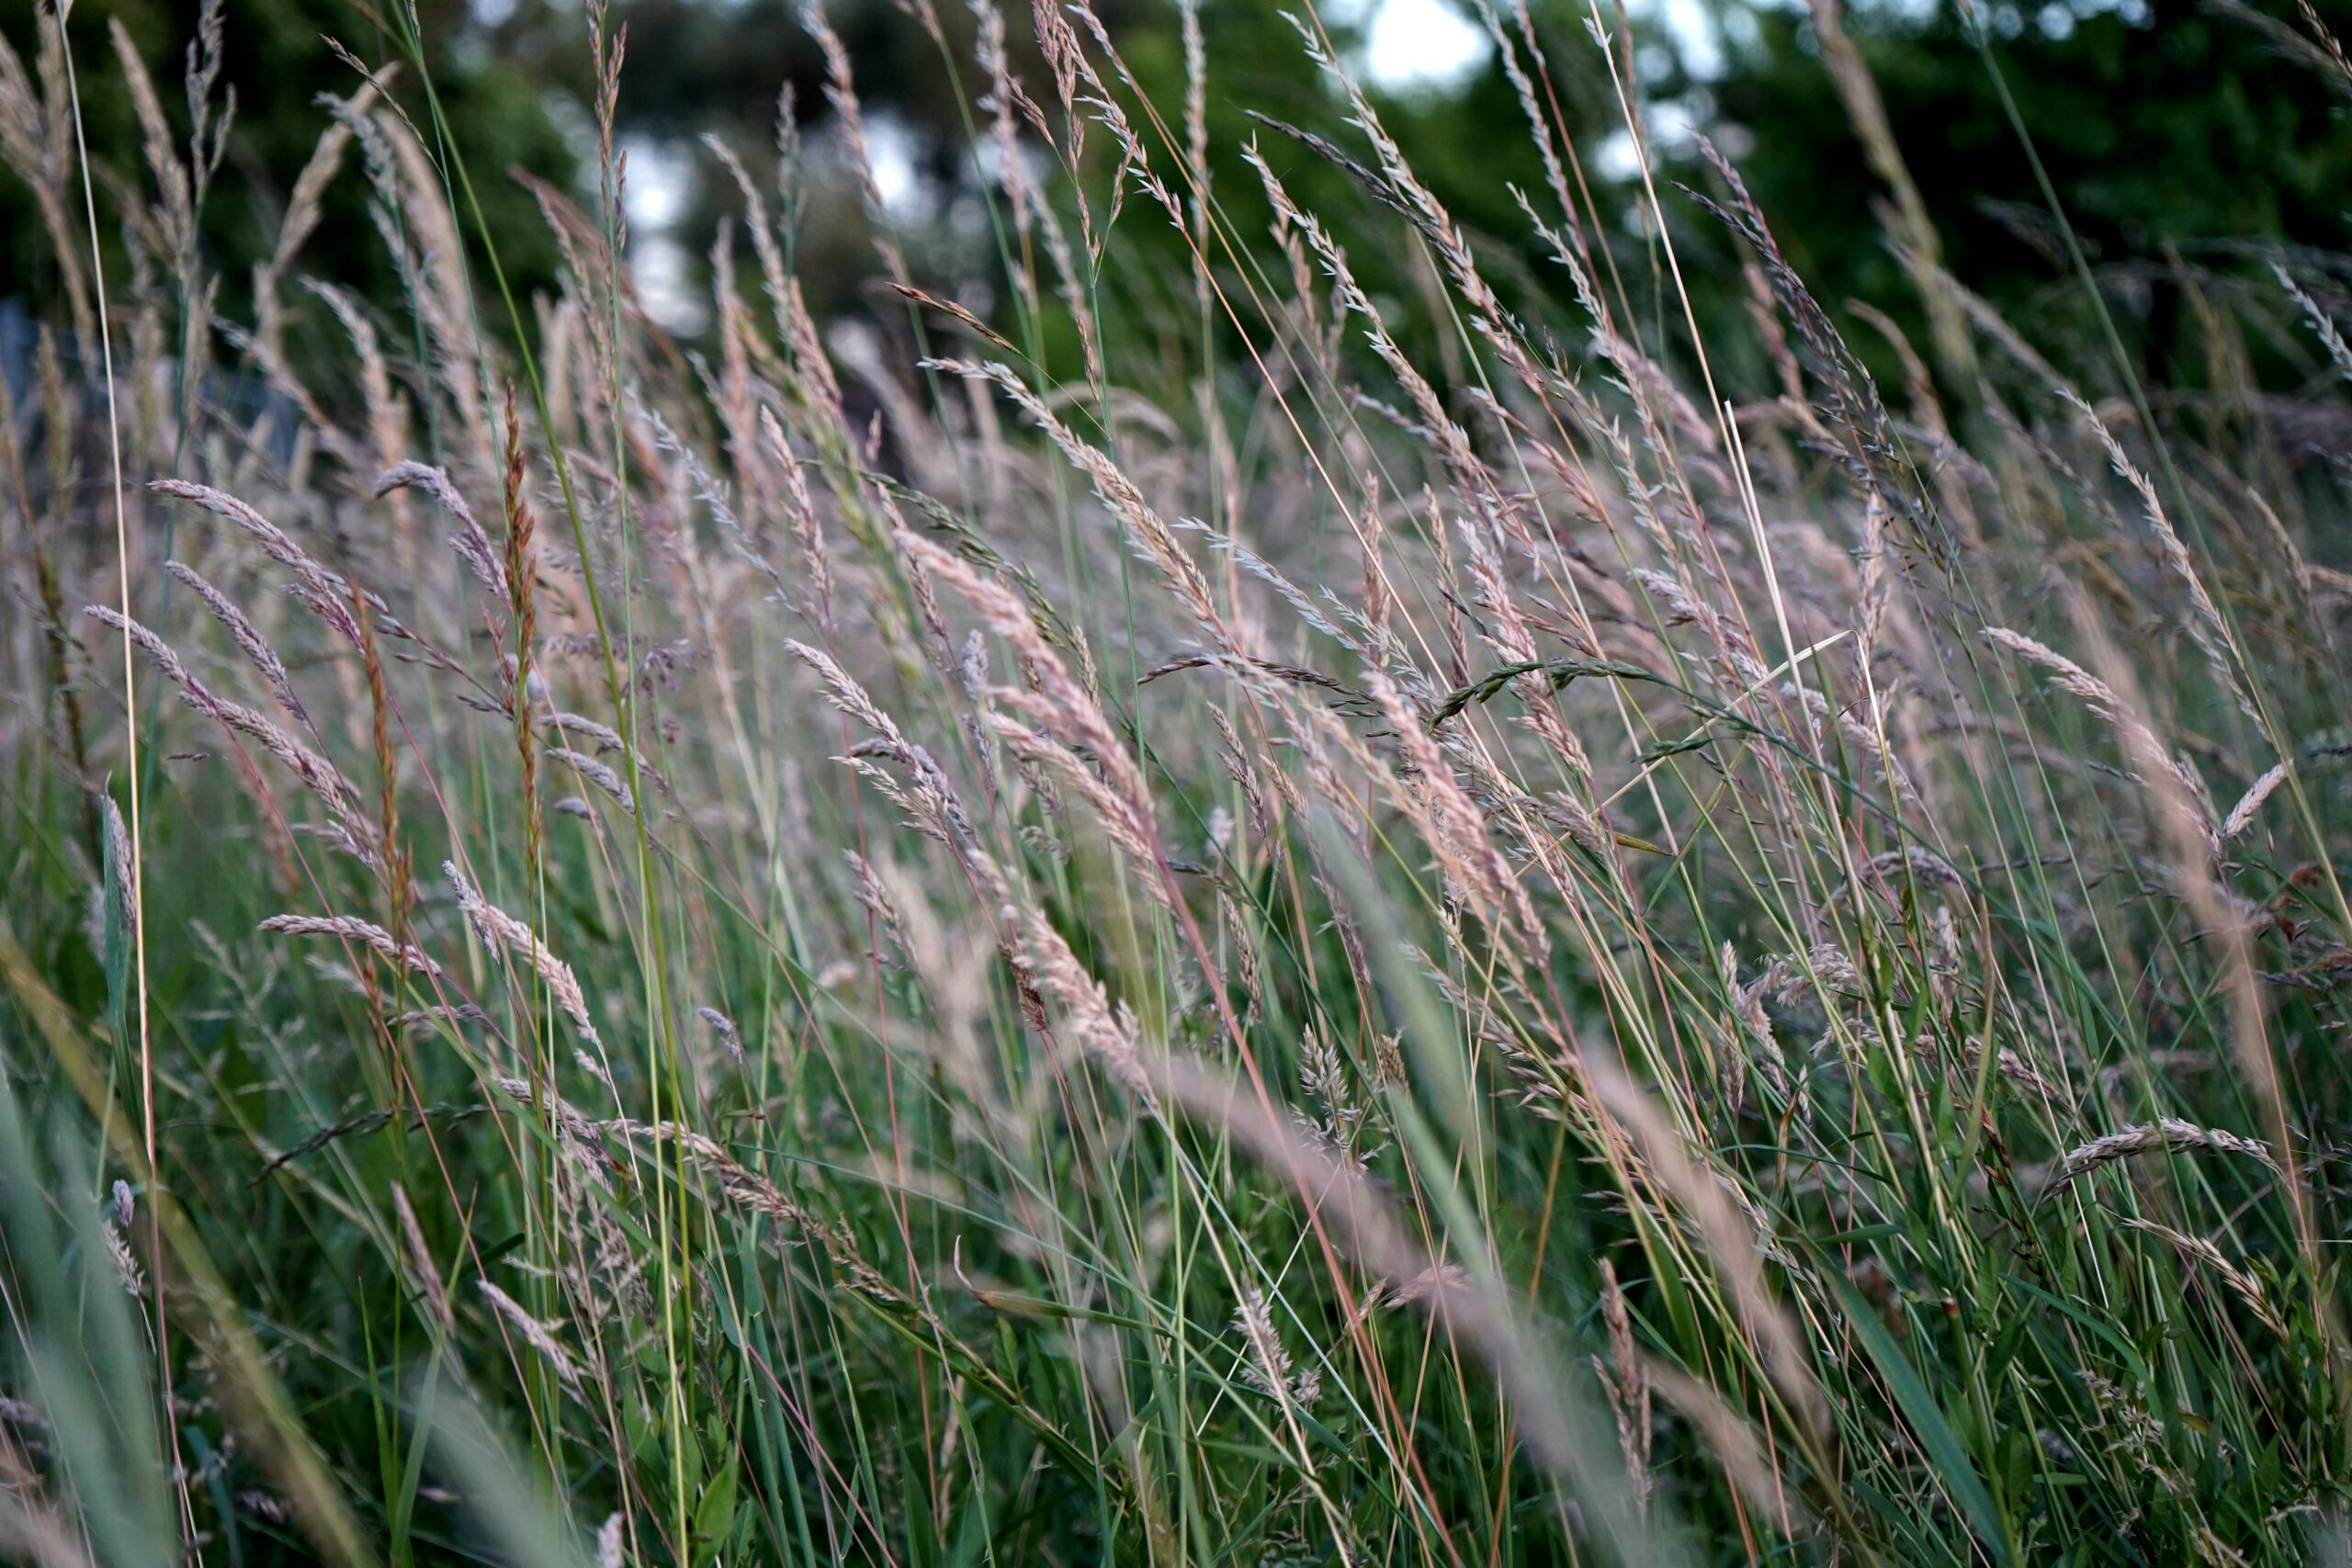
2, 0, 2350, 1562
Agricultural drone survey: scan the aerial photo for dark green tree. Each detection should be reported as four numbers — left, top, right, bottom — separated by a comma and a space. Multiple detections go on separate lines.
1, 0, 575, 371
1707, 0, 2352, 385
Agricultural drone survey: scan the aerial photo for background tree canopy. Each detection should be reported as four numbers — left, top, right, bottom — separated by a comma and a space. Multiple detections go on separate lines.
9, 0, 2351, 403
1, 0, 576, 348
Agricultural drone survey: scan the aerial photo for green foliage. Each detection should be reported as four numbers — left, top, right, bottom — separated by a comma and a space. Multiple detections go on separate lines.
1714, 0, 2352, 375
0, 0, 572, 371
4, 0, 2352, 1563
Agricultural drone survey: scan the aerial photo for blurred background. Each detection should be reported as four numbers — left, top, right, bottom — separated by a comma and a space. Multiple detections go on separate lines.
8, 0, 2352, 409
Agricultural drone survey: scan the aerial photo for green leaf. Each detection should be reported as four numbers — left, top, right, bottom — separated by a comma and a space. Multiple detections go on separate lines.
692, 1459, 739, 1566
1826, 1269, 2013, 1565
99, 803, 130, 1055
2002, 1275, 2152, 1388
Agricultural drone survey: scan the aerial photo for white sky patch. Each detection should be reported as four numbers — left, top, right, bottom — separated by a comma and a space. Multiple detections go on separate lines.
631, 233, 710, 336
620, 133, 695, 230
1328, 0, 1491, 95
1594, 97, 1702, 181
616, 135, 707, 335
1653, 0, 1725, 78
862, 110, 931, 223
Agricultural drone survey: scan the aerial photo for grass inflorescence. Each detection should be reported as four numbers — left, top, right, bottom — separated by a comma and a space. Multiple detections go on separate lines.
3, 1, 2351, 1563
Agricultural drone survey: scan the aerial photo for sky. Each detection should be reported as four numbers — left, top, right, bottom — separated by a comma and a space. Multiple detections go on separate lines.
1328, 0, 1494, 92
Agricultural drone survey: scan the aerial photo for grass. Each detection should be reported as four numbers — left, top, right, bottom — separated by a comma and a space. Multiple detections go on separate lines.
2, 0, 2350, 1562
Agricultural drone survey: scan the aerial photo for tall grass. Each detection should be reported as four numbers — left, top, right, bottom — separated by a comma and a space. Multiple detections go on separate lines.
3, 0, 2350, 1562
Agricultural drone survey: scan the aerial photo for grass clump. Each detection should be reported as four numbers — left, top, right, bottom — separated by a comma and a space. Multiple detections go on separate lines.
2, 2, 2350, 1563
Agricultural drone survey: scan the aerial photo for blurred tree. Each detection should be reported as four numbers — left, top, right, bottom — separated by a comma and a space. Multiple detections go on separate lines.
0, 0, 575, 365
12, 0, 2349, 405
1706, 0, 2352, 387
